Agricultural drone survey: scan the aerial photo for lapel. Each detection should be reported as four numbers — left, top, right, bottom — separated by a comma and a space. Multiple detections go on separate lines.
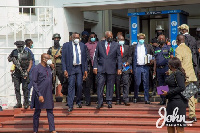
69, 41, 73, 58
108, 41, 115, 56
80, 42, 84, 60
123, 45, 128, 56
101, 40, 107, 55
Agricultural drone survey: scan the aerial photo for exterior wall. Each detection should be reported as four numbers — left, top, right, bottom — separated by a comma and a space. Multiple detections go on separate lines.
0, 0, 84, 108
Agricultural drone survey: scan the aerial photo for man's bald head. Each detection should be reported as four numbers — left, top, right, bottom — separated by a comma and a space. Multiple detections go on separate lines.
176, 34, 185, 45
105, 31, 113, 38
41, 53, 50, 62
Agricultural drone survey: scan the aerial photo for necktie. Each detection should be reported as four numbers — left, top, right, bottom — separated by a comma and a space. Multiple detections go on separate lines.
75, 44, 79, 64
106, 43, 110, 55
120, 45, 123, 57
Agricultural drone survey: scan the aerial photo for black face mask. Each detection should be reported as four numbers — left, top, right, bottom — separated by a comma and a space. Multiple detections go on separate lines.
17, 47, 24, 53
197, 33, 200, 38
157, 32, 163, 37
158, 40, 165, 46
54, 40, 60, 48
107, 37, 113, 43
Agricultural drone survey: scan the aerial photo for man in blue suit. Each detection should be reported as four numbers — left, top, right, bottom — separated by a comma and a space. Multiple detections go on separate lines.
62, 32, 88, 112
131, 33, 154, 104
93, 31, 122, 109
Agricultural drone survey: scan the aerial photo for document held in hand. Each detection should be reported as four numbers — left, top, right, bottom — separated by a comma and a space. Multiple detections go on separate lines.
144, 54, 152, 64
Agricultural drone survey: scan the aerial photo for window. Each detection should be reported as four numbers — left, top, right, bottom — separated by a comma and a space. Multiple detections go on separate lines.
19, 0, 35, 14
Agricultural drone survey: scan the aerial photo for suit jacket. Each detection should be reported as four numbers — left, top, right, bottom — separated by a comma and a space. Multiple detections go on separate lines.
119, 45, 133, 74
93, 40, 122, 74
185, 34, 198, 67
175, 43, 197, 82
131, 43, 154, 71
61, 41, 88, 76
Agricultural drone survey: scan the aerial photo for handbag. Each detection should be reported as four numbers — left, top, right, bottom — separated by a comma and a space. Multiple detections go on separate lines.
173, 72, 198, 100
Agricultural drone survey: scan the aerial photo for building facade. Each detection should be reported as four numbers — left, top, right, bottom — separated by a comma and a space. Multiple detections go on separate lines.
1, 0, 200, 108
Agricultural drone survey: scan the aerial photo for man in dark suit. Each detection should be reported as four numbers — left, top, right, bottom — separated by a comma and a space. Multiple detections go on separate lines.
115, 35, 132, 105
132, 33, 154, 104
62, 32, 88, 112
93, 31, 122, 109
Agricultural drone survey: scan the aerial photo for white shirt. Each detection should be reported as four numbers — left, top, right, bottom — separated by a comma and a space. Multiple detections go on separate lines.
72, 42, 81, 65
120, 45, 124, 53
137, 44, 146, 65
105, 41, 111, 49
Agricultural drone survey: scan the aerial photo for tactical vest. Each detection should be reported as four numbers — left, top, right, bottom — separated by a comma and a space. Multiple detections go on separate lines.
12, 49, 31, 70
51, 46, 62, 64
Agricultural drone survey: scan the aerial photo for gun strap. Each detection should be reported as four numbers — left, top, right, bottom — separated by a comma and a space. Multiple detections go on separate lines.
55, 46, 62, 55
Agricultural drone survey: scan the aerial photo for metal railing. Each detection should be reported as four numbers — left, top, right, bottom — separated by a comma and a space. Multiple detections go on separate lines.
0, 6, 54, 108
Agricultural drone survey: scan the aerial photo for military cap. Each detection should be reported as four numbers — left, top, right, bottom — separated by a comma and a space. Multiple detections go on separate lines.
52, 33, 61, 40
156, 25, 164, 31
178, 24, 189, 31
14, 41, 26, 46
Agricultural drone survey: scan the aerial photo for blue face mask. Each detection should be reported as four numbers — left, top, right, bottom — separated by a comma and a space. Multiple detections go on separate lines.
138, 39, 145, 45
91, 37, 96, 42
31, 45, 33, 49
119, 41, 125, 45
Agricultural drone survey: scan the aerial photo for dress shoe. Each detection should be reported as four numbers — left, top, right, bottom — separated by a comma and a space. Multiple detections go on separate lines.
124, 102, 130, 106
145, 101, 151, 104
96, 104, 103, 109
160, 101, 166, 105
190, 117, 197, 122
115, 100, 121, 105
14, 103, 22, 108
85, 102, 91, 106
77, 103, 82, 108
108, 104, 112, 108
133, 99, 137, 103
68, 108, 73, 112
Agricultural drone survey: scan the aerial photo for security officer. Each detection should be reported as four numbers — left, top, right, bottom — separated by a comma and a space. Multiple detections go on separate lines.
151, 25, 165, 45
154, 35, 173, 105
8, 41, 33, 109
47, 33, 65, 100
150, 25, 164, 96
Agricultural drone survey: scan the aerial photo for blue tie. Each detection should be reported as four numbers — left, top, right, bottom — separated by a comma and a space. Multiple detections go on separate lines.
75, 44, 79, 64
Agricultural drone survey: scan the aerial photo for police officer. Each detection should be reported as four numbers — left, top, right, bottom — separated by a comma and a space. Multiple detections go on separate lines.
47, 33, 65, 100
8, 41, 33, 109
154, 35, 173, 105
151, 25, 165, 45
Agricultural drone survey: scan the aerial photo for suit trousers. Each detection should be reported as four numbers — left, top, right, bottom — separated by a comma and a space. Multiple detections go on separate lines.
33, 109, 55, 132
97, 73, 115, 105
189, 96, 196, 118
115, 73, 130, 102
134, 65, 150, 101
157, 66, 169, 101
68, 65, 83, 108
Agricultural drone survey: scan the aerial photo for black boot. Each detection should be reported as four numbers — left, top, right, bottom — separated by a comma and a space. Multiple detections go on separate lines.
24, 98, 30, 109
14, 97, 22, 108
14, 103, 22, 108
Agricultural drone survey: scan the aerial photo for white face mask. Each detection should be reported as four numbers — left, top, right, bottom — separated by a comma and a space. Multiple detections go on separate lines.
119, 41, 125, 45
74, 39, 80, 44
47, 59, 52, 65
